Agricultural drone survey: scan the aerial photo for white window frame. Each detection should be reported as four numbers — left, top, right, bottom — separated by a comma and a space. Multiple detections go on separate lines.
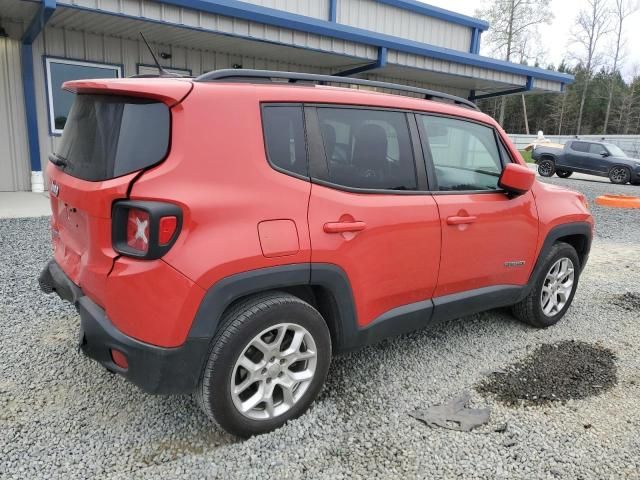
45, 57, 122, 135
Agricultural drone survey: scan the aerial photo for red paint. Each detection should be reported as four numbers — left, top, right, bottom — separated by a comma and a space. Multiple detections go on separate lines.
46, 77, 593, 348
258, 220, 300, 258
499, 163, 536, 194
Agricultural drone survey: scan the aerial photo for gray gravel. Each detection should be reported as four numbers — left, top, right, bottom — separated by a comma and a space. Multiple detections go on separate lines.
1, 177, 640, 479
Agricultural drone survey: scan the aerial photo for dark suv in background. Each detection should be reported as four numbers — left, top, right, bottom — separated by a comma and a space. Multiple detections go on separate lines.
533, 139, 640, 185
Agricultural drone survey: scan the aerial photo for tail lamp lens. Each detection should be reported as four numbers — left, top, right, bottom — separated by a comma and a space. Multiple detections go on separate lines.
158, 216, 178, 245
126, 208, 150, 253
113, 201, 182, 259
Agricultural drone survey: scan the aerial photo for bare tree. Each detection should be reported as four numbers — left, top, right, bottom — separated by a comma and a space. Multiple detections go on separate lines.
603, 0, 639, 133
476, 0, 553, 126
571, 0, 612, 135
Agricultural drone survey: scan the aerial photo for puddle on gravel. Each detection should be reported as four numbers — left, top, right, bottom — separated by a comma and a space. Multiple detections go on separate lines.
611, 292, 640, 312
476, 341, 617, 405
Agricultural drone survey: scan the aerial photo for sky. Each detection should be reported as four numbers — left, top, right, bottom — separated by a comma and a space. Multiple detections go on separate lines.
421, 0, 640, 79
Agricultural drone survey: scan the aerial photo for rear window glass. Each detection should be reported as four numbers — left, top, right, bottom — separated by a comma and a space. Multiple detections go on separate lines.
262, 105, 308, 177
53, 94, 170, 181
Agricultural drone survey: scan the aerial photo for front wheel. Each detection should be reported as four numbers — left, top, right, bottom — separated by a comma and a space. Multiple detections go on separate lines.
538, 159, 556, 177
556, 170, 573, 178
196, 292, 331, 438
609, 166, 630, 184
512, 242, 580, 328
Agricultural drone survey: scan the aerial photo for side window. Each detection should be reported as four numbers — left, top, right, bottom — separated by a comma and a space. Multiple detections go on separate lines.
588, 143, 607, 155
571, 141, 589, 153
419, 115, 502, 191
262, 105, 308, 177
316, 108, 417, 191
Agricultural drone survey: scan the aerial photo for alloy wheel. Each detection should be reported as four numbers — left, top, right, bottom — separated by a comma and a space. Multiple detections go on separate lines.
610, 167, 628, 184
540, 257, 575, 317
230, 323, 318, 420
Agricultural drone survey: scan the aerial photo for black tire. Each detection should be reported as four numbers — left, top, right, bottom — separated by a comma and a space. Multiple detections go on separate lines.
609, 166, 631, 184
196, 292, 331, 438
512, 242, 581, 328
630, 179, 640, 186
556, 170, 573, 178
538, 159, 556, 177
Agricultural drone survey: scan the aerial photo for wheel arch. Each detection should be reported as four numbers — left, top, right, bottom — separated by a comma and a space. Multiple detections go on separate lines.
188, 263, 357, 352
527, 222, 592, 291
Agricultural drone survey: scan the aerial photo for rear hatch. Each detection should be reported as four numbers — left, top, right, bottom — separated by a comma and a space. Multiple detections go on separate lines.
48, 78, 192, 305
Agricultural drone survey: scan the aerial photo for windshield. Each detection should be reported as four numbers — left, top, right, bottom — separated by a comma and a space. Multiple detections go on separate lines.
604, 144, 626, 157
53, 94, 170, 181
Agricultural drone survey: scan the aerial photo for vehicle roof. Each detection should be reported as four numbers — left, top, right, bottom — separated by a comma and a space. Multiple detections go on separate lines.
62, 77, 498, 127
193, 81, 498, 126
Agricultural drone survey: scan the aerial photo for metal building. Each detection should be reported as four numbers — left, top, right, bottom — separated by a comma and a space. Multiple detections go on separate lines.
0, 0, 573, 191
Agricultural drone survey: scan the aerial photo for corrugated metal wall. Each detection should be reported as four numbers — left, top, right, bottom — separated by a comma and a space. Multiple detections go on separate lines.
30, 25, 335, 170
0, 36, 31, 191
57, 0, 377, 61
236, 0, 329, 20
338, 0, 472, 52
387, 50, 527, 87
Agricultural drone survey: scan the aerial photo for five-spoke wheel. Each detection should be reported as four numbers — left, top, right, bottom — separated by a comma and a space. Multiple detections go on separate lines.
196, 292, 331, 438
231, 323, 318, 420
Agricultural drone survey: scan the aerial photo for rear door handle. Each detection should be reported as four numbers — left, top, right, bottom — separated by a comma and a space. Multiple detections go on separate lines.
323, 221, 367, 233
446, 215, 477, 226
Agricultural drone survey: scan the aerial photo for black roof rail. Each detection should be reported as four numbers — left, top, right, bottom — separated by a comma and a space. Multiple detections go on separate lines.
195, 69, 479, 111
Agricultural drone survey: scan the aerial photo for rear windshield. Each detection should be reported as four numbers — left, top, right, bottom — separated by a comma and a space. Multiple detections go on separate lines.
53, 94, 170, 181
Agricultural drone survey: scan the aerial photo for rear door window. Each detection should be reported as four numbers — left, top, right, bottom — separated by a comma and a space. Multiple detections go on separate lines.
571, 141, 589, 152
315, 108, 417, 191
54, 94, 170, 181
419, 115, 502, 191
262, 105, 308, 177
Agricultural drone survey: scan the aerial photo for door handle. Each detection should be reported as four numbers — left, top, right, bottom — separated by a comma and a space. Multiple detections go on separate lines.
323, 221, 367, 233
446, 215, 477, 226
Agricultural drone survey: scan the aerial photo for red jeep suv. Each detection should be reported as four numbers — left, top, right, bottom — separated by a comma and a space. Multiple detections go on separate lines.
39, 70, 593, 437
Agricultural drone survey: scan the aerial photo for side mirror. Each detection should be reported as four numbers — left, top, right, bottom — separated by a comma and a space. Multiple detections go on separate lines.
601, 152, 610, 157
499, 163, 536, 196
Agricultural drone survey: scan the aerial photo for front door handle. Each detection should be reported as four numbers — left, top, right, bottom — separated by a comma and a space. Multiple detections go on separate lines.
323, 221, 367, 233
446, 215, 477, 226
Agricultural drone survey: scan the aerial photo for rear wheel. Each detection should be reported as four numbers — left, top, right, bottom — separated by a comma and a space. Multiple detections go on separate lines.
609, 166, 630, 184
196, 292, 331, 438
556, 170, 573, 178
538, 159, 556, 177
512, 242, 580, 328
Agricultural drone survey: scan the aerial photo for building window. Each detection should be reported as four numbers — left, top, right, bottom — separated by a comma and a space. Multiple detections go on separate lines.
136, 64, 191, 77
45, 58, 122, 135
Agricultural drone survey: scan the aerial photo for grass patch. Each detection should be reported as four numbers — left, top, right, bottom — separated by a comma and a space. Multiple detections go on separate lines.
519, 149, 534, 163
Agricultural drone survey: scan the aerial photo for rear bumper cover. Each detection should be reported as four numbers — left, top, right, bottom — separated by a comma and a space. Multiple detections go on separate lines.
39, 260, 209, 394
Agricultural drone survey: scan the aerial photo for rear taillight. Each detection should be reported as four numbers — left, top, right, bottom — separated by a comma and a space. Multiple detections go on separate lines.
112, 201, 182, 259
126, 208, 150, 254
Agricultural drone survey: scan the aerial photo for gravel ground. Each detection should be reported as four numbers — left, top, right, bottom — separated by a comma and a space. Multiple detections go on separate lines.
1, 177, 639, 479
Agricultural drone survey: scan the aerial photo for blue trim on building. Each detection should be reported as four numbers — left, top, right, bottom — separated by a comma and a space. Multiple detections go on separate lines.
329, 0, 337, 22
469, 28, 480, 54
374, 0, 489, 30
335, 46, 387, 76
470, 76, 534, 101
21, 0, 56, 172
147, 0, 572, 84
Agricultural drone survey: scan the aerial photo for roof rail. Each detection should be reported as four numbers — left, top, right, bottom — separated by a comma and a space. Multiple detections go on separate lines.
195, 69, 479, 111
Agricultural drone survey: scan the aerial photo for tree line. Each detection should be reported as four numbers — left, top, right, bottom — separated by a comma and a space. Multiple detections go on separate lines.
475, 0, 639, 135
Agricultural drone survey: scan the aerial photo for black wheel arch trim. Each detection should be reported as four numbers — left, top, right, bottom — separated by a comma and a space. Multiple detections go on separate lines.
522, 221, 592, 298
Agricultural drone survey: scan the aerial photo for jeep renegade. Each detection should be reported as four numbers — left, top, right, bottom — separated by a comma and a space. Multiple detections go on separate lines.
39, 70, 593, 437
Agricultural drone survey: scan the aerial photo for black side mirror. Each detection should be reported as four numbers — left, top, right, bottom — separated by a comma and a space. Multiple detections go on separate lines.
601, 151, 610, 157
